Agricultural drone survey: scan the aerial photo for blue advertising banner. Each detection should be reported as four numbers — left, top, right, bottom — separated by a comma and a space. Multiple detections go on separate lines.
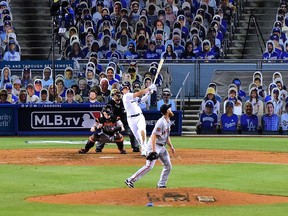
17, 104, 182, 136
18, 104, 105, 135
0, 105, 17, 135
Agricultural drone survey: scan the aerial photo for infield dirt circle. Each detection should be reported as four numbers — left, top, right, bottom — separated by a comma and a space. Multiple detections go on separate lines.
1, 148, 288, 207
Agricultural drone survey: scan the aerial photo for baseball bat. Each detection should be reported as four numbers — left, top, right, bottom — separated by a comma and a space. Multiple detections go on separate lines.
153, 58, 164, 84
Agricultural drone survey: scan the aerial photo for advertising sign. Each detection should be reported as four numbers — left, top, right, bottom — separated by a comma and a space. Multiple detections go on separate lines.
17, 104, 182, 136
18, 104, 103, 135
31, 111, 102, 129
0, 105, 17, 135
144, 111, 182, 136
0, 60, 74, 70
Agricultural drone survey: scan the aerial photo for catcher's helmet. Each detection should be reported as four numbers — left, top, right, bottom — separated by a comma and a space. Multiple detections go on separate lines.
102, 104, 113, 115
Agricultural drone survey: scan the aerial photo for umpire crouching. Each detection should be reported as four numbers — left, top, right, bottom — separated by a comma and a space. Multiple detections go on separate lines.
108, 89, 140, 152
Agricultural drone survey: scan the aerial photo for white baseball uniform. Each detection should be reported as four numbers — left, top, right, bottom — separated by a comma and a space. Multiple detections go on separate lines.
127, 116, 172, 188
123, 92, 147, 151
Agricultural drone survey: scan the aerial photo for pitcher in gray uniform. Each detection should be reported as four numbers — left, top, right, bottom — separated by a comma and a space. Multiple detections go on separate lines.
125, 104, 175, 188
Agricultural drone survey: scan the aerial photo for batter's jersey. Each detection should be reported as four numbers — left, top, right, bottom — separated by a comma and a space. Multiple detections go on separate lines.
123, 92, 142, 116
149, 116, 171, 145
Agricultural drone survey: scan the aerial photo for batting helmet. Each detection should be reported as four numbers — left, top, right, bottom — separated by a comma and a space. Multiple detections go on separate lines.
120, 81, 131, 91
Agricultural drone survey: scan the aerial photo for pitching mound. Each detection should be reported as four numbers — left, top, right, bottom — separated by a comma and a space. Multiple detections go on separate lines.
27, 188, 288, 207
2, 148, 288, 207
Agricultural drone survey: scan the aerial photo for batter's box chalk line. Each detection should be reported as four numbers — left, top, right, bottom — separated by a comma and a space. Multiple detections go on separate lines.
25, 140, 131, 145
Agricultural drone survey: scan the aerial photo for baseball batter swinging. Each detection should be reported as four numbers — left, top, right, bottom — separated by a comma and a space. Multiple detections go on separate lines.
125, 104, 175, 188
121, 82, 157, 156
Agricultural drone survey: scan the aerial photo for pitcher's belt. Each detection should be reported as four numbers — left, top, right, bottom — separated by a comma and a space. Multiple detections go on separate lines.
156, 143, 165, 147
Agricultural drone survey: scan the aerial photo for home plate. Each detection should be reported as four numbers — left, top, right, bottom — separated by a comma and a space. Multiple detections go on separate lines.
197, 196, 215, 202
99, 156, 119, 159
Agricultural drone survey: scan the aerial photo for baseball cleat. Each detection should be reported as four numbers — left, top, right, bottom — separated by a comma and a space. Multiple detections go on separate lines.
78, 149, 87, 154
95, 149, 102, 153
157, 185, 167, 188
141, 150, 146, 156
120, 150, 127, 154
125, 179, 134, 188
132, 148, 140, 152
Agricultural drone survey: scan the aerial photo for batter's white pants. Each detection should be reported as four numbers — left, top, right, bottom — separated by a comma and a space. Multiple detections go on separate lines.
127, 114, 147, 150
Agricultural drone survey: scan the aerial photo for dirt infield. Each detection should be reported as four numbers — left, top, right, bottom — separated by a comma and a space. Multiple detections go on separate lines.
27, 188, 288, 207
1, 148, 287, 166
1, 148, 287, 207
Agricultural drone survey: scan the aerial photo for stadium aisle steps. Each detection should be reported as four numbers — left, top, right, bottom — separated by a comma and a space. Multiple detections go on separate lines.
11, 1, 59, 60
176, 99, 202, 136
227, 0, 279, 59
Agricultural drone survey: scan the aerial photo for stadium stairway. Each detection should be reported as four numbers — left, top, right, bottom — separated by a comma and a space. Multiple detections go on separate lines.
227, 0, 279, 59
177, 99, 202, 136
11, 0, 58, 60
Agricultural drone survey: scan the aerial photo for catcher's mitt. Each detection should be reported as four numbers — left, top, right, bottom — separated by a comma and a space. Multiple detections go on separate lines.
103, 126, 121, 134
114, 132, 123, 142
146, 152, 159, 161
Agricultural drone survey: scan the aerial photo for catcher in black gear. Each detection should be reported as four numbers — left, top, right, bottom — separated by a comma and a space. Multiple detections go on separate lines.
78, 104, 127, 154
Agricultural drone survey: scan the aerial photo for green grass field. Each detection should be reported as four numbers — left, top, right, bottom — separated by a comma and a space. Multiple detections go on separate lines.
0, 137, 288, 216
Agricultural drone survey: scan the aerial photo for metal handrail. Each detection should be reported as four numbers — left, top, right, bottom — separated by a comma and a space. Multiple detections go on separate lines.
175, 72, 190, 116
175, 87, 182, 101
175, 72, 190, 100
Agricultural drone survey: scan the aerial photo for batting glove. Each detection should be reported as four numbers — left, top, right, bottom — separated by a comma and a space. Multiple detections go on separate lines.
148, 84, 157, 92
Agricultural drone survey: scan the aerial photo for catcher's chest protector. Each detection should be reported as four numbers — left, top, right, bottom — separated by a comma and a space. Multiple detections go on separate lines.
100, 116, 117, 127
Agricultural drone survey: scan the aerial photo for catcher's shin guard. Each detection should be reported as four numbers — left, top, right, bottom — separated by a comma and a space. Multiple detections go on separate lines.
116, 140, 126, 153
84, 139, 95, 152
